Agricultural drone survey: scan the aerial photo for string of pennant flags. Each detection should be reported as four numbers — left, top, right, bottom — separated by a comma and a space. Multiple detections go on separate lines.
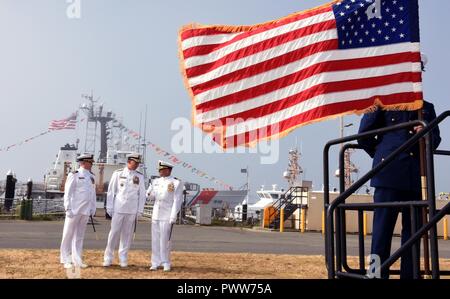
0, 130, 51, 152
147, 142, 233, 190
113, 119, 233, 190
0, 116, 87, 152
0, 113, 233, 190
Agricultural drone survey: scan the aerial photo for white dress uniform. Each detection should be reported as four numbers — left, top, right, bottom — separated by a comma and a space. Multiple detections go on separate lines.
104, 167, 146, 266
60, 166, 97, 267
147, 173, 183, 270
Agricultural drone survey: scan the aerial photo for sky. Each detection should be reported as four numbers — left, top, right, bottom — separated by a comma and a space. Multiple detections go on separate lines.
0, 0, 449, 201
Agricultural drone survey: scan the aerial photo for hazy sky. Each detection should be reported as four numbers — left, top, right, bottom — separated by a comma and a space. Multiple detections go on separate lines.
0, 0, 449, 200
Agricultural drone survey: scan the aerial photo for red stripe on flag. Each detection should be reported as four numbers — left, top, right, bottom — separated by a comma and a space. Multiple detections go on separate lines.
185, 20, 337, 78
183, 20, 336, 65
223, 92, 423, 148
196, 52, 421, 113
191, 39, 339, 96
202, 72, 422, 127
180, 5, 332, 41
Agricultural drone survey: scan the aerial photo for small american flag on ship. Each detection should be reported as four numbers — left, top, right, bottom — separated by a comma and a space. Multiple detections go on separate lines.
48, 112, 78, 131
178, 0, 423, 148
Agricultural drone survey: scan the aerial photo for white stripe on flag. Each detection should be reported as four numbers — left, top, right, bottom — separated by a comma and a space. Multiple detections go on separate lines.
196, 62, 422, 123
182, 33, 240, 51
194, 42, 421, 104
188, 29, 338, 87
224, 82, 422, 138
184, 11, 335, 68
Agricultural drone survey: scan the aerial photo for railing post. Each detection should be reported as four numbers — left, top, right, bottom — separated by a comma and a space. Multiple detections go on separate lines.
335, 207, 342, 274
280, 208, 285, 233
322, 210, 325, 236
363, 212, 368, 238
326, 207, 335, 279
410, 205, 420, 279
323, 144, 333, 278
425, 133, 440, 279
358, 210, 365, 272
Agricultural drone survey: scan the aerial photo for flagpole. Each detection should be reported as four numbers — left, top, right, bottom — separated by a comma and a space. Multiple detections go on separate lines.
418, 108, 431, 278
246, 166, 249, 222
247, 166, 250, 204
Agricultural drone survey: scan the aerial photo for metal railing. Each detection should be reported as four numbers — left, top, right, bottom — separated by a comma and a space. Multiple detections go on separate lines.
323, 110, 450, 279
0, 197, 65, 217
0, 198, 19, 216
267, 186, 307, 229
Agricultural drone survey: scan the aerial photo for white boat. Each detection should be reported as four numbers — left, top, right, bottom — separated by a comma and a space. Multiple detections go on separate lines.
233, 147, 312, 222
233, 185, 285, 220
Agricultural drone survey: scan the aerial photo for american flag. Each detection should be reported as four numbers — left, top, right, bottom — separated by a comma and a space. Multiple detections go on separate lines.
48, 112, 78, 131
179, 0, 422, 148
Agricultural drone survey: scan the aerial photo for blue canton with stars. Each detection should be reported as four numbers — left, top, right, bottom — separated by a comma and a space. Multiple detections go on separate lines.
333, 0, 420, 49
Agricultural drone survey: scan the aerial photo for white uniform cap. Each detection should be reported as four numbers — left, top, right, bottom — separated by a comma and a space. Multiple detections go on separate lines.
127, 153, 142, 163
158, 160, 175, 170
77, 153, 95, 163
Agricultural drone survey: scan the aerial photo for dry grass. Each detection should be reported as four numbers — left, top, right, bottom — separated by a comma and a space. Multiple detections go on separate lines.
0, 249, 329, 279
1, 249, 449, 279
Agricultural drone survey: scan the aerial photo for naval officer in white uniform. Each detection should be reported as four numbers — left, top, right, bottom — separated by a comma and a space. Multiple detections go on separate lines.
103, 153, 147, 268
147, 161, 183, 272
60, 154, 97, 269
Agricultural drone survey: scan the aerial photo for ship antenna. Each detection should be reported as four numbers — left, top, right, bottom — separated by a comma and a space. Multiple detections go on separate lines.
142, 105, 149, 184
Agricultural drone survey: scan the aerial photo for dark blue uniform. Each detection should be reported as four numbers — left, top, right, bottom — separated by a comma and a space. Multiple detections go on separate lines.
358, 101, 441, 279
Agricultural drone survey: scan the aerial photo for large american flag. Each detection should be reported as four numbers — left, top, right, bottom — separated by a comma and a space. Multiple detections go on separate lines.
48, 112, 78, 131
178, 0, 422, 148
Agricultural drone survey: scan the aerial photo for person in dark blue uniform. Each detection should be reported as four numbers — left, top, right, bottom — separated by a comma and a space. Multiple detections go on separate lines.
358, 100, 441, 279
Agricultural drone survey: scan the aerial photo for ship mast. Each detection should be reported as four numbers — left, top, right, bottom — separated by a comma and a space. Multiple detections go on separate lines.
337, 117, 359, 190
284, 148, 303, 188
141, 105, 149, 184
80, 93, 115, 163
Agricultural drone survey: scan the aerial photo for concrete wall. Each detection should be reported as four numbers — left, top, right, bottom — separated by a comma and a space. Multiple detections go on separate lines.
435, 200, 450, 238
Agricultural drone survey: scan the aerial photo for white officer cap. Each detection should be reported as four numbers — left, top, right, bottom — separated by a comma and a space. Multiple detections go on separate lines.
158, 160, 174, 171
77, 153, 95, 163
127, 153, 142, 163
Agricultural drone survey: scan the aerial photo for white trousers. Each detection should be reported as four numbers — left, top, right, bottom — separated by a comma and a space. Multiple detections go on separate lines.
60, 214, 89, 266
104, 213, 136, 263
151, 220, 173, 267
